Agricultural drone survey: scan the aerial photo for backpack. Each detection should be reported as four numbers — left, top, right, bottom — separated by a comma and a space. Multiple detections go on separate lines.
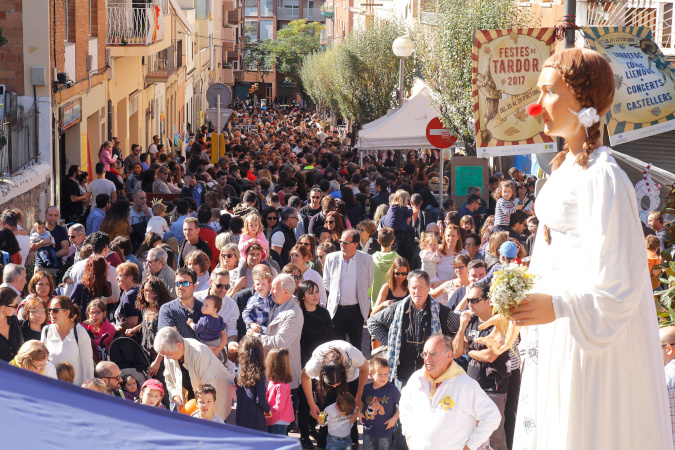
73, 324, 103, 365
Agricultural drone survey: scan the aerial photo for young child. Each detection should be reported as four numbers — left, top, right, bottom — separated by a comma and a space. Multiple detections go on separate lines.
82, 378, 107, 393
647, 235, 665, 290
382, 190, 414, 232
55, 362, 75, 383
242, 271, 274, 334
265, 348, 294, 435
139, 378, 165, 408
122, 374, 140, 401
30, 220, 59, 268
320, 392, 358, 450
493, 180, 523, 233
359, 358, 401, 449
238, 213, 270, 256
236, 335, 272, 431
192, 384, 225, 423
146, 203, 170, 238
419, 231, 441, 282
187, 295, 227, 361
370, 227, 400, 308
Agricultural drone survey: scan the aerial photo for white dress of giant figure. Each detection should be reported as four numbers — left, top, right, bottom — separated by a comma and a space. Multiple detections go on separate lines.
510, 48, 672, 450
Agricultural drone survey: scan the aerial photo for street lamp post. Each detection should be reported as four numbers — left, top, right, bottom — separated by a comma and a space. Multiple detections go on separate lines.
392, 35, 413, 108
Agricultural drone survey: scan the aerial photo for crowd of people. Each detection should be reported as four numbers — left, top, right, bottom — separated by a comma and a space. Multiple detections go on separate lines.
0, 99, 671, 450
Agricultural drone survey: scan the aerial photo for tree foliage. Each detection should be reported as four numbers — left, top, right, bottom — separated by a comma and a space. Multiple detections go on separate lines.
266, 19, 324, 85
300, 20, 414, 124
0, 27, 7, 47
413, 0, 532, 152
244, 26, 274, 84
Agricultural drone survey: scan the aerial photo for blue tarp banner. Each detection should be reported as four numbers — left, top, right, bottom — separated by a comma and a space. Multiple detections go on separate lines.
0, 361, 300, 449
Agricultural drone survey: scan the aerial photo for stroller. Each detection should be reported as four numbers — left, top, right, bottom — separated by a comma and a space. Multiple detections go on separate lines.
108, 336, 150, 385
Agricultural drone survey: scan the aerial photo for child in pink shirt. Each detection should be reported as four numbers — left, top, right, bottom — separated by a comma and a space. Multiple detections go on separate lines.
265, 348, 295, 435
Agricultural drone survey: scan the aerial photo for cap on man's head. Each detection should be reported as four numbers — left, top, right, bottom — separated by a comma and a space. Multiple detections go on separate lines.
494, 172, 503, 178
141, 378, 165, 395
499, 241, 518, 259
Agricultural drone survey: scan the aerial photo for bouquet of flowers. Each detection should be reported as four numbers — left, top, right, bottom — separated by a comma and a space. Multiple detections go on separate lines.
489, 263, 537, 317
477, 263, 537, 356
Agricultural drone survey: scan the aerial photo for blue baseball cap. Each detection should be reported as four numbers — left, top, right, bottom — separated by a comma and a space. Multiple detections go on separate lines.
499, 241, 518, 259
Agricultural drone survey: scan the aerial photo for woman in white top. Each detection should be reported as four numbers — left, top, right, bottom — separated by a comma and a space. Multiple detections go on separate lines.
435, 224, 468, 304
41, 295, 94, 386
289, 244, 327, 307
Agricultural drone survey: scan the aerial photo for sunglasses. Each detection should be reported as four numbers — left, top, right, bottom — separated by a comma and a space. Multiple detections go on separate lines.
394, 272, 409, 277
223, 253, 236, 259
175, 281, 193, 287
299, 242, 311, 247
290, 274, 303, 280
214, 283, 231, 290
267, 216, 278, 221
47, 308, 68, 313
68, 234, 80, 239
339, 240, 355, 246
454, 265, 466, 270
325, 220, 335, 224
467, 297, 488, 304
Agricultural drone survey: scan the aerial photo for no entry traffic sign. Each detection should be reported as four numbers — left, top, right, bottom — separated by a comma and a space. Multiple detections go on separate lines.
426, 117, 457, 148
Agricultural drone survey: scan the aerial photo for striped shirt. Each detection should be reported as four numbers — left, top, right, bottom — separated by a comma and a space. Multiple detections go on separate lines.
666, 359, 675, 447
495, 198, 516, 227
242, 292, 274, 331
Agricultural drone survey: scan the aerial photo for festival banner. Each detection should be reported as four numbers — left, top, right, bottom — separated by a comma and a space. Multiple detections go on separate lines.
472, 28, 557, 157
583, 27, 675, 146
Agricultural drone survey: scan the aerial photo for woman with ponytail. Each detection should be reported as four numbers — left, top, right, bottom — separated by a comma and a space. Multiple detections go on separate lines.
235, 335, 272, 431
511, 48, 670, 448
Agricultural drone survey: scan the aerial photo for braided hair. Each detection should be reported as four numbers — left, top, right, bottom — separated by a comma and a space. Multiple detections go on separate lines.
545, 48, 615, 171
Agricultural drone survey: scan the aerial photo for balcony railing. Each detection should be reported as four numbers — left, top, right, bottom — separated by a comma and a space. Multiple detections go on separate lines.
303, 7, 325, 20
107, 1, 167, 46
579, 0, 675, 55
146, 46, 174, 80
277, 7, 300, 19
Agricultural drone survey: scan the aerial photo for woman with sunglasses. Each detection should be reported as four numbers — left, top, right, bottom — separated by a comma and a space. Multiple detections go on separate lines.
0, 286, 23, 362
262, 207, 280, 241
19, 297, 48, 342
372, 258, 411, 315
324, 211, 344, 248
281, 264, 304, 293
297, 234, 322, 275
289, 244, 327, 307
41, 295, 94, 385
218, 243, 240, 274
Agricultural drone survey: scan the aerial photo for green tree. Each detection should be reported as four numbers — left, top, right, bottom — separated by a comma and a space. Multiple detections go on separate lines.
267, 19, 323, 88
300, 20, 414, 124
0, 27, 8, 47
413, 0, 532, 153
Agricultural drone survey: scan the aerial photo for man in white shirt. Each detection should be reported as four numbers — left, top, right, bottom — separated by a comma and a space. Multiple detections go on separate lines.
399, 335, 500, 450
86, 163, 117, 207
194, 268, 239, 353
148, 135, 160, 161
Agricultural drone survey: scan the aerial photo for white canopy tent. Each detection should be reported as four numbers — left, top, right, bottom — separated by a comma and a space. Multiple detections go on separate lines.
357, 87, 443, 150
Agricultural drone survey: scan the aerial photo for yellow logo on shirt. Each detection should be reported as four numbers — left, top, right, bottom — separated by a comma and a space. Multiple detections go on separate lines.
439, 395, 455, 411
